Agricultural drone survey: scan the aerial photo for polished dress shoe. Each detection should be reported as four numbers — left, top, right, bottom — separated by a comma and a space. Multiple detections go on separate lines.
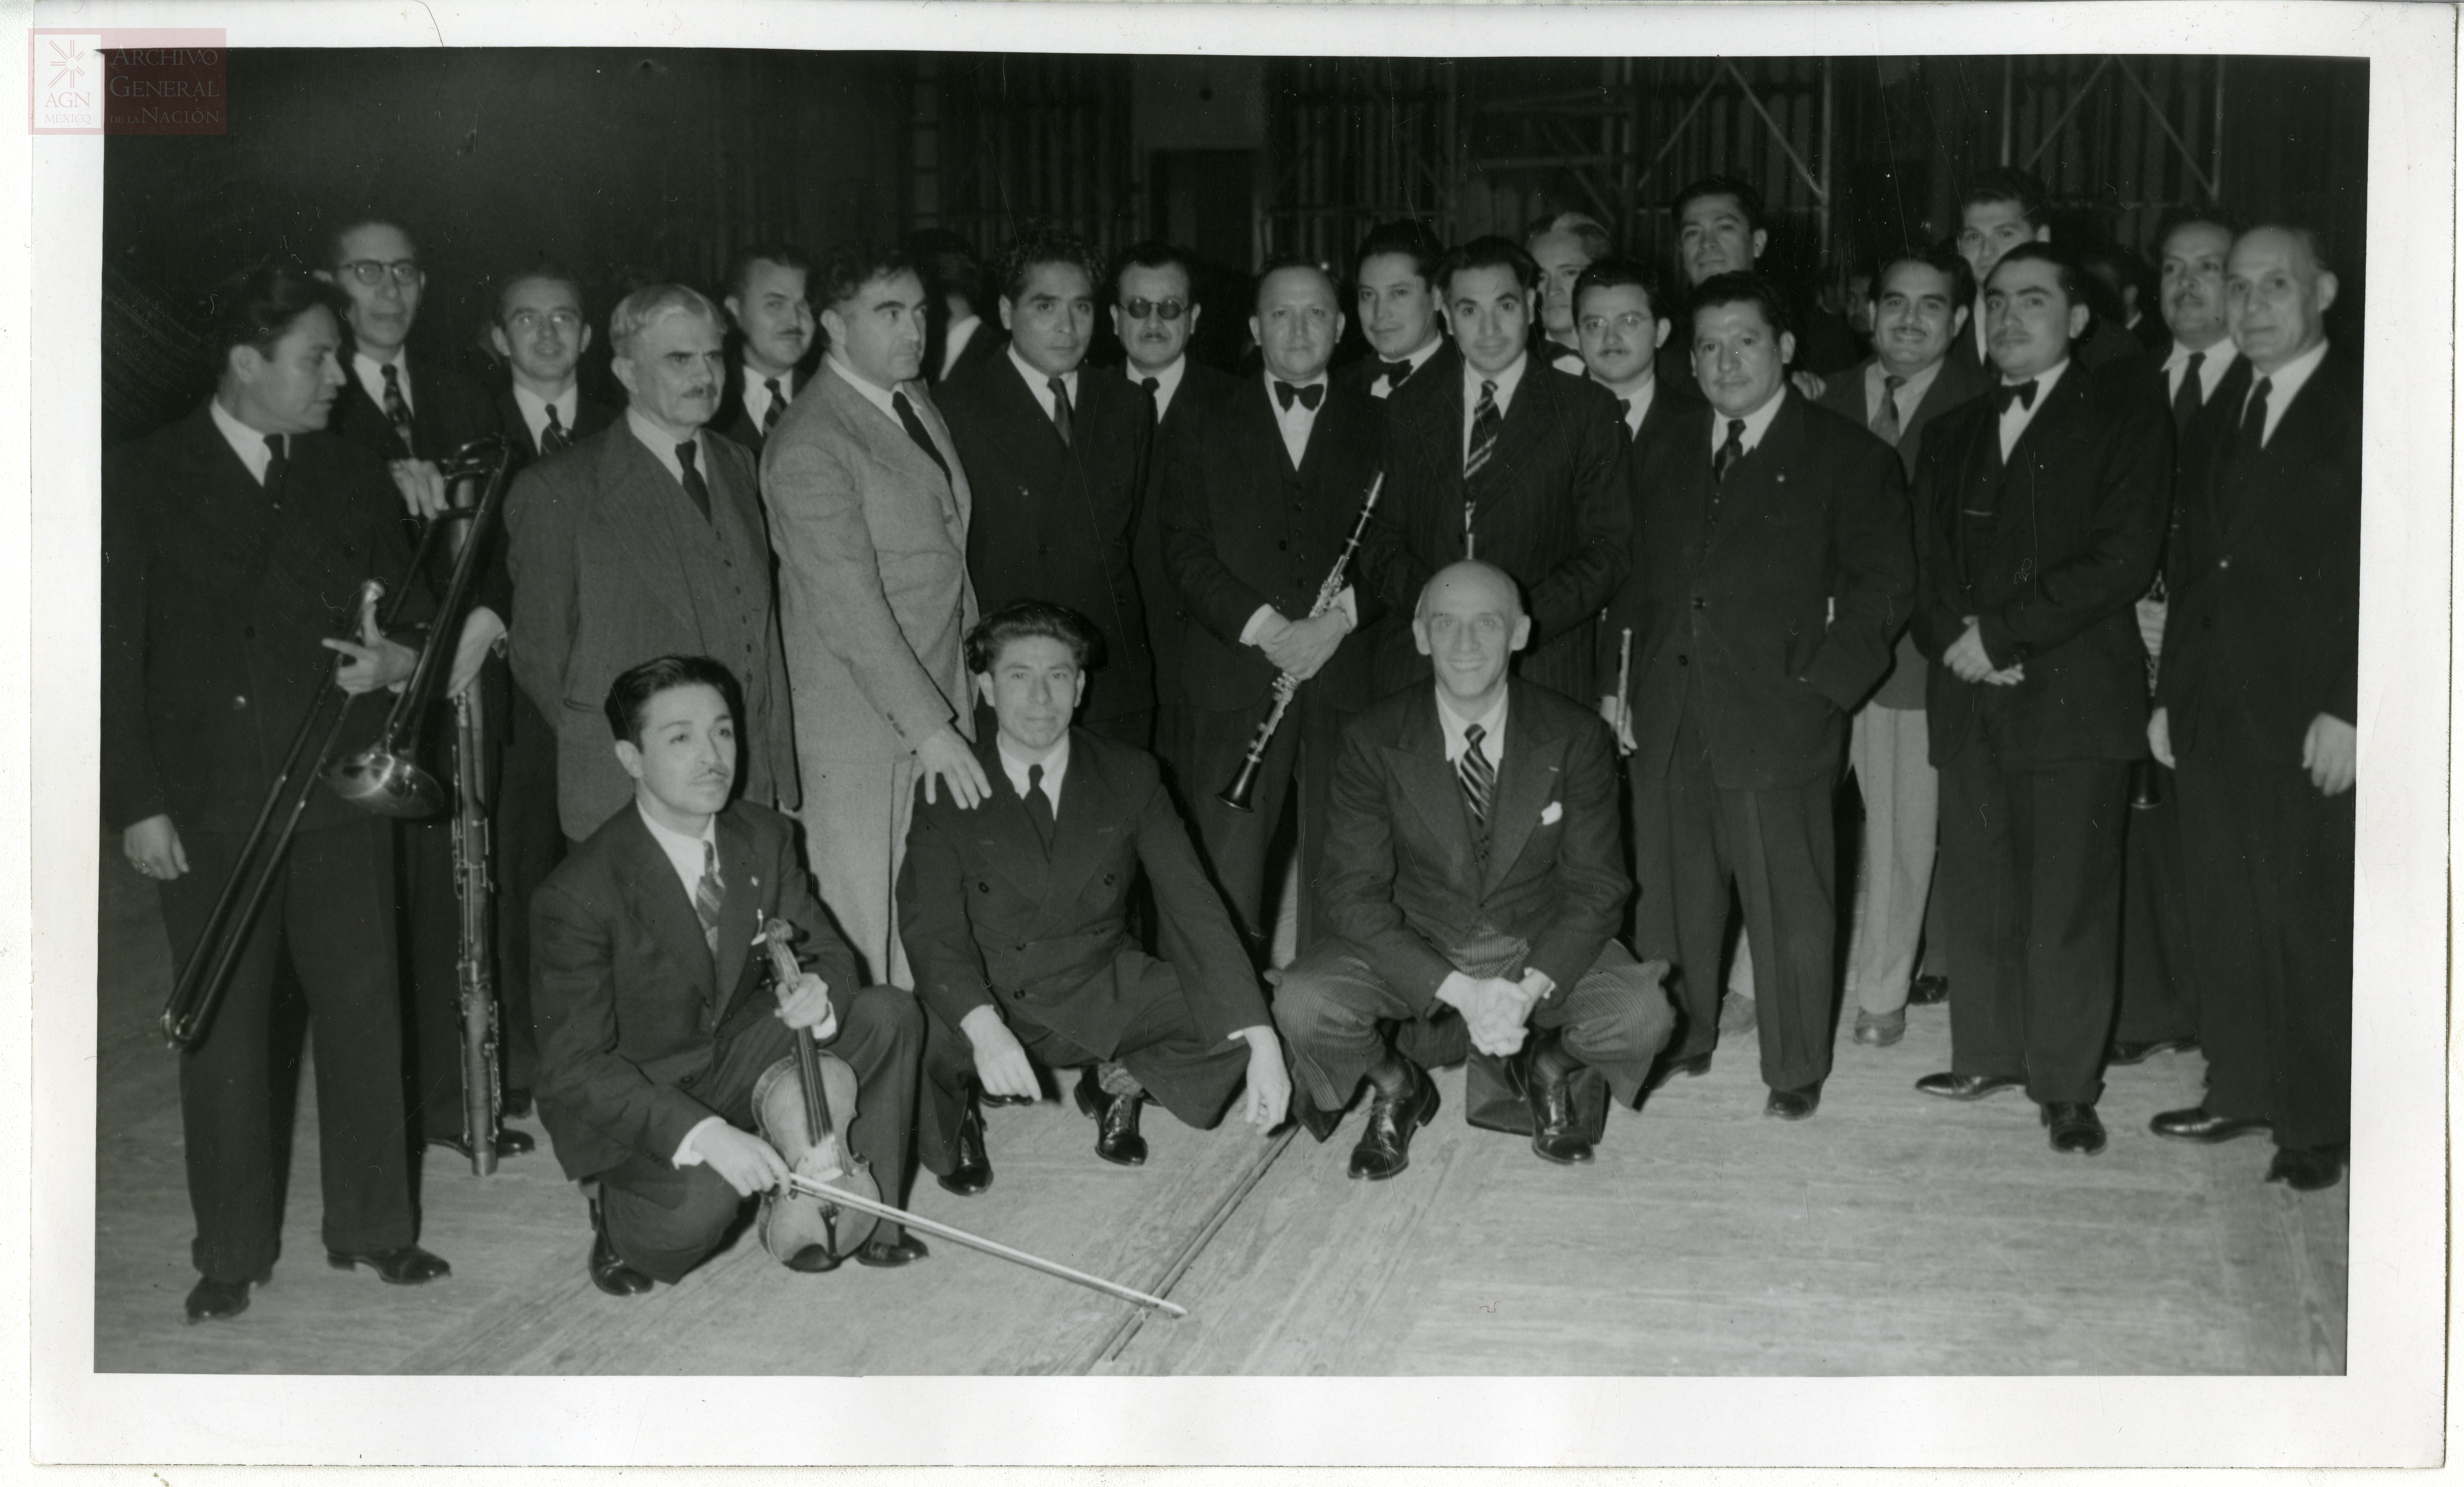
429, 1127, 536, 1160
1764, 1083, 1821, 1120
1853, 1009, 1906, 1047
1915, 1071, 2024, 1101
856, 1230, 932, 1267
326, 1244, 452, 1285
936, 1087, 994, 1196
1075, 1067, 1149, 1167
2042, 1102, 2107, 1154
1906, 973, 1950, 1006
2149, 1105, 2271, 1143
183, 1269, 269, 1324
2107, 1036, 2198, 1067
1348, 1058, 1439, 1180
587, 1204, 654, 1296
1520, 1035, 1594, 1166
1643, 1051, 1711, 1093
2266, 1145, 2346, 1192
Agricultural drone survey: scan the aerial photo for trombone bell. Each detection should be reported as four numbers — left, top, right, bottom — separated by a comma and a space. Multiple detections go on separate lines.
325, 743, 447, 817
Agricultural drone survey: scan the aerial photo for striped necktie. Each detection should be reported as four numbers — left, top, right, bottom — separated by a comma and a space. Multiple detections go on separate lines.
381, 363, 416, 455
1871, 373, 1906, 445
1458, 723, 1495, 846
1466, 379, 1501, 480
694, 839, 724, 959
540, 403, 571, 453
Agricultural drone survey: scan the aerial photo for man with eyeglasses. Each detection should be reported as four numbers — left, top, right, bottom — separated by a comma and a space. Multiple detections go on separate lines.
1112, 239, 1236, 790
1160, 259, 1384, 963
491, 266, 614, 468
1951, 169, 2138, 377
715, 242, 816, 454
940, 223, 1159, 749
1337, 219, 1454, 404
321, 218, 503, 467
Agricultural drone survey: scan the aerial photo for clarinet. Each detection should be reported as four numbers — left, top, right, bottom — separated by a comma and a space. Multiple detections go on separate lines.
451, 685, 504, 1175
1217, 472, 1385, 812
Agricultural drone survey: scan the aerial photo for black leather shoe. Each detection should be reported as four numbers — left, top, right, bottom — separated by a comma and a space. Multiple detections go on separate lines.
1907, 973, 1950, 1006
856, 1231, 931, 1267
1643, 1051, 1711, 1094
1075, 1068, 1150, 1167
501, 1087, 534, 1119
1348, 1059, 1440, 1180
1521, 1035, 1594, 1166
183, 1270, 268, 1324
2149, 1105, 2272, 1143
429, 1127, 536, 1160
1915, 1071, 2025, 1101
1764, 1083, 1821, 1120
936, 1087, 994, 1196
979, 1090, 1036, 1108
588, 1220, 654, 1296
2042, 1101, 2107, 1154
2107, 1036, 2198, 1067
2266, 1145, 2346, 1192
326, 1244, 452, 1285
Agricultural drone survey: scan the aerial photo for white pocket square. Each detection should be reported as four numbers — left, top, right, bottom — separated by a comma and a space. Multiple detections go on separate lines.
1539, 801, 1563, 825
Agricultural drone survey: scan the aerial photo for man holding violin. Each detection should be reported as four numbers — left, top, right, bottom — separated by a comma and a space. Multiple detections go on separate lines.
104, 264, 493, 1322
529, 656, 926, 1291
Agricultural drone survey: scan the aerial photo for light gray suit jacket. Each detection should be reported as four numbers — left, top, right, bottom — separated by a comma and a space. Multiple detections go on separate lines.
504, 420, 799, 839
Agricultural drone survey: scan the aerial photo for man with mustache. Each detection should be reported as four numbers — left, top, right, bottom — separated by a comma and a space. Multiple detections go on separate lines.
716, 242, 817, 454
105, 265, 475, 1321
1338, 219, 1453, 402
941, 223, 1158, 749
1526, 211, 1610, 376
505, 284, 800, 845
1810, 247, 1992, 1047
1950, 169, 2140, 377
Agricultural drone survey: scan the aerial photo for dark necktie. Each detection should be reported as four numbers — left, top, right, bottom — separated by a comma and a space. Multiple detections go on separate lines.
1458, 723, 1495, 850
1025, 763, 1056, 854
261, 433, 289, 500
674, 439, 713, 522
1047, 375, 1074, 447
540, 403, 571, 453
1466, 380, 1501, 479
2237, 376, 2274, 458
1871, 373, 1906, 445
892, 389, 952, 485
1274, 380, 1324, 412
694, 840, 724, 959
763, 376, 786, 436
1139, 376, 1161, 432
380, 363, 416, 455
2170, 351, 2206, 434
1713, 418, 1746, 483
1378, 358, 1416, 392
1995, 379, 2039, 413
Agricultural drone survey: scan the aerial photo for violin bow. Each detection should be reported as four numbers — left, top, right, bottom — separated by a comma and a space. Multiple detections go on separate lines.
779, 1172, 1187, 1317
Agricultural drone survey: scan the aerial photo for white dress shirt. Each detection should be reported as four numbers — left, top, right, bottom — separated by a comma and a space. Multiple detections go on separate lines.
1239, 364, 1357, 645
636, 803, 730, 1167
1604, 377, 1657, 439
1009, 346, 1080, 426
209, 397, 279, 484
625, 407, 712, 486
510, 382, 581, 451
1461, 352, 1532, 464
1996, 357, 2072, 460
939, 314, 983, 380
826, 354, 905, 421
1125, 355, 1189, 420
740, 364, 794, 432
1429, 684, 1557, 1001
2163, 338, 2240, 405
1541, 335, 1586, 374
352, 349, 413, 416
995, 730, 1071, 815
1865, 357, 1945, 433
2242, 338, 2330, 447
1707, 383, 1789, 459
1370, 336, 1445, 400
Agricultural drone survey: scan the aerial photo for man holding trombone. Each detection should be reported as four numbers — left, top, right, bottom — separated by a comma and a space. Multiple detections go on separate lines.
103, 264, 496, 1322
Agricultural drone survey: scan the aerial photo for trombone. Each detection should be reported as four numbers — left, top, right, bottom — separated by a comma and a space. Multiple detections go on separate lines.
159, 436, 517, 1051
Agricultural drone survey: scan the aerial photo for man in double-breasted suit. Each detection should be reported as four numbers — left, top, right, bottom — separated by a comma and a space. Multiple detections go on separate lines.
1614, 272, 1913, 1120
762, 245, 982, 990
1810, 247, 1994, 1047
1278, 563, 1674, 1179
941, 226, 1157, 746
2148, 225, 2360, 1193
506, 284, 800, 844
1355, 235, 1631, 704
532, 656, 925, 1290
1162, 261, 1386, 956
899, 602, 1286, 1193
105, 266, 470, 1322
1908, 245, 2170, 1156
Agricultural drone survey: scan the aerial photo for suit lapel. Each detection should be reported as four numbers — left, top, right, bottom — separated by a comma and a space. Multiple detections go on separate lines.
972, 730, 1055, 901
1471, 365, 1553, 510
1230, 375, 1298, 480
600, 430, 703, 637
1035, 734, 1117, 930
1385, 691, 1477, 885
712, 809, 765, 1019
611, 808, 720, 1010
1480, 685, 1562, 895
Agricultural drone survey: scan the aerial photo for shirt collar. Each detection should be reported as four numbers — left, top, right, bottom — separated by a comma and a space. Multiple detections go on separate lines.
995, 730, 1072, 809
1598, 376, 1655, 437
827, 354, 905, 420
208, 396, 278, 483
1435, 684, 1509, 765
1463, 350, 1531, 412
510, 380, 578, 428
1393, 335, 1443, 373
636, 800, 719, 902
938, 314, 982, 378
2000, 356, 2071, 405
745, 360, 793, 398
1871, 355, 1945, 403
352, 349, 410, 408
1009, 345, 1079, 415
625, 406, 706, 481
2252, 337, 2330, 404
1710, 384, 1788, 455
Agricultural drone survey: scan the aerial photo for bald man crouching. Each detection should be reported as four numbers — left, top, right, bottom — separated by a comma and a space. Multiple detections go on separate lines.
1276, 562, 1675, 1178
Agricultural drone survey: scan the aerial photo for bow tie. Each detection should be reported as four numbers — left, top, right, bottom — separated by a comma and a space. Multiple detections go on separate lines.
1377, 358, 1417, 388
1995, 379, 2039, 413
1274, 380, 1325, 412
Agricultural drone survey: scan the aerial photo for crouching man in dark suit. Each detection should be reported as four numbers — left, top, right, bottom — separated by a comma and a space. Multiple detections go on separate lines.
532, 656, 926, 1292
1277, 562, 1674, 1179
899, 601, 1290, 1194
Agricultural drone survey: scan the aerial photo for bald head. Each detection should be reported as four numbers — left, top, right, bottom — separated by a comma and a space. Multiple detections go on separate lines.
1416, 560, 1523, 621
1252, 261, 1343, 384
1413, 561, 1529, 708
2226, 225, 2337, 375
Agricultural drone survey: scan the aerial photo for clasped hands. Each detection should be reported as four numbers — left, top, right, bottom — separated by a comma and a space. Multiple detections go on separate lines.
1944, 616, 2025, 688
1255, 608, 1351, 685
1437, 971, 1544, 1058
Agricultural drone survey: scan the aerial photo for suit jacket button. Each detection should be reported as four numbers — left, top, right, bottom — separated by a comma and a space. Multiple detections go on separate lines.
1013, 989, 1026, 1001
1277, 539, 1288, 551
1103, 873, 1116, 886
1692, 596, 1705, 610
977, 880, 990, 893
243, 625, 257, 640
1676, 655, 1689, 667
2218, 557, 2231, 570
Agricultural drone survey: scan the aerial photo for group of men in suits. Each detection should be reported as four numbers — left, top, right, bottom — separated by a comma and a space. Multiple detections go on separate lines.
103, 166, 2361, 1321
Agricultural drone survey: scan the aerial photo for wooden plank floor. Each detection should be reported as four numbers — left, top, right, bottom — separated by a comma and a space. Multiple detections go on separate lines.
90, 840, 2345, 1376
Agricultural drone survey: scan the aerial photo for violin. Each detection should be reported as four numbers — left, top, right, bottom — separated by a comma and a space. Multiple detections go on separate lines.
752, 916, 880, 1269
